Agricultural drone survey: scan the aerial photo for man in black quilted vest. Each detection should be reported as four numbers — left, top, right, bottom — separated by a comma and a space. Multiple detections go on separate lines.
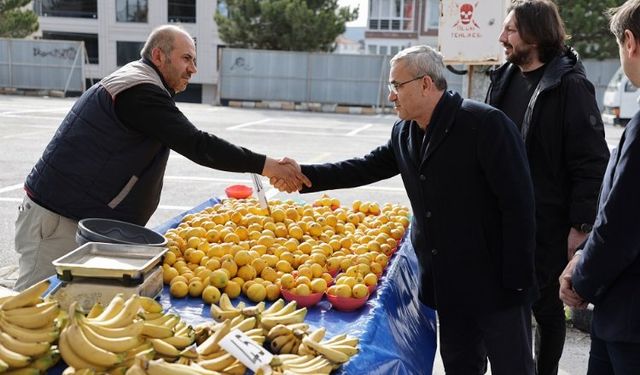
13, 25, 310, 291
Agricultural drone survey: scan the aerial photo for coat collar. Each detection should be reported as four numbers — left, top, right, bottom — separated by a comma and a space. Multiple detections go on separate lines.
405, 91, 464, 169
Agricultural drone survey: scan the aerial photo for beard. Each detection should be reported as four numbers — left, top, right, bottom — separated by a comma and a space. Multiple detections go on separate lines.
504, 43, 535, 67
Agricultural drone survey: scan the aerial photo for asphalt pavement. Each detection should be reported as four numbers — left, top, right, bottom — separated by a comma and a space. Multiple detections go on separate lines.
0, 94, 622, 374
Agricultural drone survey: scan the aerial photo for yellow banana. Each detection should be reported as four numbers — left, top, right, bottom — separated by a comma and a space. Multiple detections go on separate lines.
138, 311, 164, 320
145, 358, 220, 375
270, 333, 295, 353
80, 316, 144, 338
280, 336, 299, 354
64, 323, 124, 367
161, 332, 195, 349
144, 313, 177, 326
228, 314, 244, 329
2, 300, 57, 317
325, 336, 358, 347
138, 297, 163, 313
89, 296, 140, 328
29, 347, 60, 373
262, 299, 285, 316
231, 316, 256, 332
149, 339, 180, 357
326, 344, 359, 357
189, 362, 228, 375
240, 302, 264, 317
267, 325, 293, 340
197, 352, 236, 372
3, 367, 40, 375
86, 302, 104, 319
141, 322, 173, 339
263, 301, 297, 318
307, 327, 326, 343
301, 336, 349, 363
121, 346, 154, 368
0, 318, 58, 343
245, 328, 265, 337
178, 344, 198, 359
0, 331, 50, 357
1, 302, 60, 329
79, 321, 145, 352
88, 294, 125, 322
286, 323, 310, 333
0, 341, 31, 368
221, 360, 245, 375
323, 333, 347, 345
217, 294, 236, 311
123, 363, 146, 375
279, 354, 315, 366
196, 319, 231, 356
209, 304, 241, 321
260, 307, 307, 330
1, 279, 50, 311
283, 355, 329, 369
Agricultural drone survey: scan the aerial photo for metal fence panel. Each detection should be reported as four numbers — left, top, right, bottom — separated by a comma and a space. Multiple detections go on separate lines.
220, 48, 466, 107
582, 58, 620, 110
0, 38, 85, 92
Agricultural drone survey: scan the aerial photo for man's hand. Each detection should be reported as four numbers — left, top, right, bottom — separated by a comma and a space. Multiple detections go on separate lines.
262, 157, 311, 193
559, 254, 588, 309
567, 227, 588, 260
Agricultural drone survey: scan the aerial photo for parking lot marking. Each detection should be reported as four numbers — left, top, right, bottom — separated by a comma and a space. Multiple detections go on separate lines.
226, 118, 271, 130
346, 123, 374, 136
0, 184, 22, 194
0, 198, 21, 203
2, 130, 53, 139
232, 128, 388, 139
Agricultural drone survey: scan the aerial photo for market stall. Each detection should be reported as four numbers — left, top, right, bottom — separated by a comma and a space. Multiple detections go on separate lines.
37, 197, 437, 374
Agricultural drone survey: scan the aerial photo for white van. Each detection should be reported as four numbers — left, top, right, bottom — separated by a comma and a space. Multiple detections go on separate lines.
602, 67, 640, 126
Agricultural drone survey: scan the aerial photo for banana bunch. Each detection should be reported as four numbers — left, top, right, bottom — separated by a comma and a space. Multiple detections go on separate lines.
143, 314, 195, 360
209, 294, 247, 322
299, 328, 359, 365
0, 279, 63, 373
124, 355, 237, 375
258, 300, 307, 331
190, 319, 246, 374
266, 324, 310, 355
268, 354, 333, 375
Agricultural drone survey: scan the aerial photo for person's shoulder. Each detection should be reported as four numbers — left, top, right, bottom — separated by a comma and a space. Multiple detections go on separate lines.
460, 98, 501, 118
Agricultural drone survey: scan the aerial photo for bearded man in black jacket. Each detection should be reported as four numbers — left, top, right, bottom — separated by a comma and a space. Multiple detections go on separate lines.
486, 1, 610, 374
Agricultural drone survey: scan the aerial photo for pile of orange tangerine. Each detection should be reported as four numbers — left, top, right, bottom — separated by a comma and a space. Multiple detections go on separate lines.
161, 195, 410, 304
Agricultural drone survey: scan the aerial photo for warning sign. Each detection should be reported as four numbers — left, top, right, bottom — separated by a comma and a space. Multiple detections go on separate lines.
438, 0, 510, 65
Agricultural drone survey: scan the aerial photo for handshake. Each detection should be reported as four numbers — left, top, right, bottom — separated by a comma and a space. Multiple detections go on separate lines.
263, 156, 311, 193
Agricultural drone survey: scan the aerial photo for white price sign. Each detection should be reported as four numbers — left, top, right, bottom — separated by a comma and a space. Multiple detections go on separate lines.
219, 329, 274, 372
251, 173, 270, 213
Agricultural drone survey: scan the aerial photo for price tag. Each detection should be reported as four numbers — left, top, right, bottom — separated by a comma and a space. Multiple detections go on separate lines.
219, 329, 274, 372
251, 173, 270, 213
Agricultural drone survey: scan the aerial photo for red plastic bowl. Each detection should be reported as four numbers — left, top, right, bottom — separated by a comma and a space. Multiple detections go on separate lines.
225, 184, 253, 199
367, 284, 376, 294
326, 293, 369, 312
280, 288, 323, 308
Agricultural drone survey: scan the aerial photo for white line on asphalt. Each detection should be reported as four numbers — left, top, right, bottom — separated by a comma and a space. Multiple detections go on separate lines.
0, 184, 23, 194
232, 128, 388, 139
0, 114, 64, 120
0, 198, 21, 202
157, 204, 192, 210
225, 118, 271, 130
164, 176, 252, 183
346, 123, 374, 136
0, 108, 69, 115
2, 130, 53, 139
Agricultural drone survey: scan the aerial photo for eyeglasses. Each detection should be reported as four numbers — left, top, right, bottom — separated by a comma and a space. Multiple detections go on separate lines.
387, 75, 426, 94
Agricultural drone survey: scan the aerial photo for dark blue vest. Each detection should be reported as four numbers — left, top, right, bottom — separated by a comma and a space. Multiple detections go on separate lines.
25, 61, 171, 225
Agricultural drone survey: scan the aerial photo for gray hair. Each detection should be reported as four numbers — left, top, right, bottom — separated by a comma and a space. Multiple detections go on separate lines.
390, 45, 448, 91
140, 25, 191, 60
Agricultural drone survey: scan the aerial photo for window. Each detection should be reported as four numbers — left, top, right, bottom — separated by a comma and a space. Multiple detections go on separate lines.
117, 41, 145, 66
368, 0, 415, 31
42, 31, 99, 64
35, 0, 97, 19
116, 0, 147, 23
168, 0, 196, 23
425, 0, 439, 30
367, 44, 406, 55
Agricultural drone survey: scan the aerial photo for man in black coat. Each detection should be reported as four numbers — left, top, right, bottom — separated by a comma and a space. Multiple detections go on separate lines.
486, 2, 610, 374
274, 45, 536, 374
560, 1, 640, 373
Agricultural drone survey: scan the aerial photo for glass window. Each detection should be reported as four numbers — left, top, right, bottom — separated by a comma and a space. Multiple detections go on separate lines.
42, 31, 99, 64
369, 0, 415, 31
35, 0, 97, 19
425, 0, 439, 29
116, 0, 147, 23
368, 45, 377, 55
168, 0, 196, 23
116, 41, 145, 66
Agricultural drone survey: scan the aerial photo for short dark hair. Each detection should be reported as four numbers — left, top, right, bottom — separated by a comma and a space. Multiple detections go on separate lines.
509, 0, 567, 63
608, 0, 640, 43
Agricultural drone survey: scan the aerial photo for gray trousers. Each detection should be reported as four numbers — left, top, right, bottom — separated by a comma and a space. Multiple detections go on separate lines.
14, 195, 78, 291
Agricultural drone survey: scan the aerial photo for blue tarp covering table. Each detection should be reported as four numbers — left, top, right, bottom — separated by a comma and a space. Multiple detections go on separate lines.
50, 198, 437, 374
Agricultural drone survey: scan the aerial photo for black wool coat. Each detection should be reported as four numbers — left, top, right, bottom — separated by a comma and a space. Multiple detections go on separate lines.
301, 91, 537, 314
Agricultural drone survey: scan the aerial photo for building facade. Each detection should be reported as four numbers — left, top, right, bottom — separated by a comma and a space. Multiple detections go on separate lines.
365, 0, 439, 55
33, 0, 219, 103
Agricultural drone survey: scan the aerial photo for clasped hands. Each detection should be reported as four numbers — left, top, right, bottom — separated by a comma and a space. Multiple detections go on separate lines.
262, 157, 311, 193
558, 254, 588, 310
